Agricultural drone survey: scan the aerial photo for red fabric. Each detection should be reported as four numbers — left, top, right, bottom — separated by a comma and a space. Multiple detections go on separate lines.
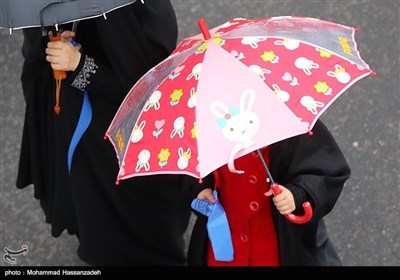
207, 147, 280, 266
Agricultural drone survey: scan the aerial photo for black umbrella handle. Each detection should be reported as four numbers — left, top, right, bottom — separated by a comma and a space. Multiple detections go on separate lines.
271, 183, 313, 224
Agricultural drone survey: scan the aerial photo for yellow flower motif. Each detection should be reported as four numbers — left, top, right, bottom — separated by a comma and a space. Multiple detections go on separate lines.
319, 49, 332, 58
182, 151, 191, 160
191, 124, 198, 139
261, 51, 276, 62
170, 89, 183, 102
212, 37, 225, 46
158, 148, 171, 161
314, 81, 330, 93
196, 33, 225, 53
335, 67, 346, 74
196, 42, 208, 53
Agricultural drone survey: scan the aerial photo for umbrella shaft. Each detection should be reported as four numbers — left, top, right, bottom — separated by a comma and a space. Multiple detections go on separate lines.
256, 149, 275, 185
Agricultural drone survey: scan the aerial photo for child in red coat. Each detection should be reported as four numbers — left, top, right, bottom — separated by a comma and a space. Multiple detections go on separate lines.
188, 120, 350, 266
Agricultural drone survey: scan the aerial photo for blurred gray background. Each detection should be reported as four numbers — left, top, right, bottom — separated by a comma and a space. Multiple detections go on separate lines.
1, 0, 399, 266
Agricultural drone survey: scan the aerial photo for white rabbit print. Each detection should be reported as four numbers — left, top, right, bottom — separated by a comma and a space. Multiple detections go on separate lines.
210, 89, 260, 174
272, 84, 290, 102
327, 64, 351, 84
187, 87, 197, 108
131, 120, 146, 143
249, 64, 271, 81
274, 38, 300, 50
135, 149, 151, 172
294, 57, 319, 76
241, 36, 267, 49
186, 63, 202, 80
300, 96, 324, 115
177, 148, 191, 170
219, 20, 240, 29
170, 116, 185, 138
143, 91, 162, 111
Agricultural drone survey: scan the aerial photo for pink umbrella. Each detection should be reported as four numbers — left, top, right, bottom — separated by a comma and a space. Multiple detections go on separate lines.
105, 16, 374, 224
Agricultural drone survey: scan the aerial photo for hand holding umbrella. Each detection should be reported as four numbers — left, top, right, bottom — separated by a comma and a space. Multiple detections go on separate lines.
47, 30, 81, 114
258, 149, 313, 224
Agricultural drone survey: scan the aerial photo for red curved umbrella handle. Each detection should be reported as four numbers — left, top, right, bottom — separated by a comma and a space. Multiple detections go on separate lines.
271, 183, 313, 224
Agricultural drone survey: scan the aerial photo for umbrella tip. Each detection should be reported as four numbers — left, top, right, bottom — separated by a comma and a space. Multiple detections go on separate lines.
355, 28, 360, 32
103, 135, 108, 140
371, 71, 378, 76
308, 130, 314, 136
197, 18, 211, 40
115, 179, 120, 186
198, 178, 203, 184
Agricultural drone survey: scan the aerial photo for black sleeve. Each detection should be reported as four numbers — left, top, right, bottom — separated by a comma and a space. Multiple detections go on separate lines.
66, 0, 178, 104
179, 174, 215, 207
91, 0, 178, 95
270, 120, 351, 221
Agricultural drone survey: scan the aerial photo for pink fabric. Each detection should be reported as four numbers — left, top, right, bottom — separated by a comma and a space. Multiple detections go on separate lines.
107, 17, 372, 182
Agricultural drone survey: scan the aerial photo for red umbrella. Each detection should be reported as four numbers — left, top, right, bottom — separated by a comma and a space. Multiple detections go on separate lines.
106, 16, 375, 224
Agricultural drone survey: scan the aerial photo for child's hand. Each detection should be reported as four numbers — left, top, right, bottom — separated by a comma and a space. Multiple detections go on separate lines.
265, 185, 295, 215
197, 188, 216, 203
46, 31, 81, 72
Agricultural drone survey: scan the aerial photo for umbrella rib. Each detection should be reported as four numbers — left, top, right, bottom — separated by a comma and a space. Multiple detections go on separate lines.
256, 149, 275, 185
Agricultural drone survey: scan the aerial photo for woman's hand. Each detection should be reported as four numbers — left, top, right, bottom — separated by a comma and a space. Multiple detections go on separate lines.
265, 185, 295, 215
46, 31, 82, 72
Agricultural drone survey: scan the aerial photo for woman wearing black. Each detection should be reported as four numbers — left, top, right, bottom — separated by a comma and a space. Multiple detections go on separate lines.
17, 1, 201, 266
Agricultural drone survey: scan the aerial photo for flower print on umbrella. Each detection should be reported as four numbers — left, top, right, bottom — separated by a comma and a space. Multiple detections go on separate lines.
168, 65, 185, 80
281, 72, 299, 86
314, 81, 332, 95
195, 33, 226, 55
158, 148, 171, 168
170, 89, 183, 106
191, 123, 198, 139
152, 119, 165, 138
316, 48, 332, 58
261, 50, 279, 63
106, 15, 374, 200
230, 50, 245, 60
106, 16, 375, 224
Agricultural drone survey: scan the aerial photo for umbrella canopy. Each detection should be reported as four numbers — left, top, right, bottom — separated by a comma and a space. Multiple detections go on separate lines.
106, 16, 374, 183
0, 0, 140, 31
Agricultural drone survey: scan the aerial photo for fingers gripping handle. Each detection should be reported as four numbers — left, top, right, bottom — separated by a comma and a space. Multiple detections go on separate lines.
48, 34, 67, 80
270, 183, 313, 224
48, 33, 67, 115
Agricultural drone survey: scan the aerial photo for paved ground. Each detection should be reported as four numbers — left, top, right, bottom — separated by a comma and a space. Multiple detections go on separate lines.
1, 0, 399, 266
